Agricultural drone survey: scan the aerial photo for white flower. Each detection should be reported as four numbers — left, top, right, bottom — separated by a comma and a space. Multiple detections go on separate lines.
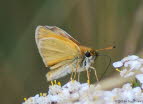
70, 92, 80, 101
124, 72, 134, 78
130, 61, 141, 70
120, 69, 127, 77
123, 60, 141, 71
62, 80, 81, 92
138, 58, 143, 63
121, 55, 139, 63
140, 67, 143, 72
103, 91, 116, 102
122, 83, 132, 90
113, 55, 143, 79
136, 74, 143, 84
47, 95, 60, 103
141, 84, 143, 89
79, 83, 89, 93
112, 61, 123, 68
121, 90, 134, 101
132, 87, 142, 96
48, 85, 62, 95
120, 69, 135, 78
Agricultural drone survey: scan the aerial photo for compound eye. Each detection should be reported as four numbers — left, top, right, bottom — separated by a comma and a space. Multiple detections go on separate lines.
85, 51, 91, 57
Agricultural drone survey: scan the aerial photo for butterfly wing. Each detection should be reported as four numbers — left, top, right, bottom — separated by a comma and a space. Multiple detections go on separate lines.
44, 26, 80, 45
47, 58, 83, 81
35, 26, 81, 68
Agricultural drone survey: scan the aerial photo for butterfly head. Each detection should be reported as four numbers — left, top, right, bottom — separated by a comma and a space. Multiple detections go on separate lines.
84, 48, 97, 62
80, 46, 97, 69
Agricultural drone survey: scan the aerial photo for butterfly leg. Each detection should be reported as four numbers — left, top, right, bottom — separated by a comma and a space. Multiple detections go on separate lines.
90, 66, 99, 82
70, 63, 76, 81
77, 72, 80, 81
72, 68, 78, 81
73, 71, 77, 80
86, 69, 90, 85
70, 70, 74, 81
73, 59, 80, 80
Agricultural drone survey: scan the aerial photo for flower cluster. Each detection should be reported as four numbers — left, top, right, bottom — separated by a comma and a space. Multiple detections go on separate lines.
113, 55, 143, 78
22, 55, 143, 104
113, 55, 143, 88
23, 81, 143, 104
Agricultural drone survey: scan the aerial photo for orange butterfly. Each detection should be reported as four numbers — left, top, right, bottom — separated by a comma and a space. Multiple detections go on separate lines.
35, 26, 113, 82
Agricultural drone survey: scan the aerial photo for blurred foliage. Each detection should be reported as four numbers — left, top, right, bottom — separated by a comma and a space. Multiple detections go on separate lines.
0, 0, 143, 104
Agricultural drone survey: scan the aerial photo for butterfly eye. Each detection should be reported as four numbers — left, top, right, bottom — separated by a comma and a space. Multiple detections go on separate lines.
85, 51, 91, 57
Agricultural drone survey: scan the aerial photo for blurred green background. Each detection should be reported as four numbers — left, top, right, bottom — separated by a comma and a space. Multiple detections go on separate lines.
1, 0, 143, 104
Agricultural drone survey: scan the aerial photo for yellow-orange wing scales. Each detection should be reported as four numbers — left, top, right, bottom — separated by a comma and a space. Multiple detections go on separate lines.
35, 26, 81, 81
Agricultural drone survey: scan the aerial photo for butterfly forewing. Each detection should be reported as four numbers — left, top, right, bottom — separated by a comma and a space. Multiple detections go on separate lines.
35, 26, 81, 68
44, 26, 80, 45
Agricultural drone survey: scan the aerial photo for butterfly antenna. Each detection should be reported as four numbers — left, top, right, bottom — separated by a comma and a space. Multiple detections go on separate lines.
97, 54, 112, 81
95, 46, 115, 52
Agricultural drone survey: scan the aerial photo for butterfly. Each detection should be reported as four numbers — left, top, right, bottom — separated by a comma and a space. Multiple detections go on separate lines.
35, 26, 114, 82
